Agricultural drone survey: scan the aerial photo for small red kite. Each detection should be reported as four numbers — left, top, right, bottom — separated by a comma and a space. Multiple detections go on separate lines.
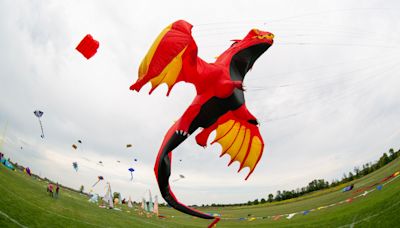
76, 34, 99, 59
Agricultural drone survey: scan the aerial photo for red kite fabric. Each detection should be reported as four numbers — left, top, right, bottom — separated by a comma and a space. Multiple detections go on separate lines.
130, 20, 274, 222
76, 34, 99, 59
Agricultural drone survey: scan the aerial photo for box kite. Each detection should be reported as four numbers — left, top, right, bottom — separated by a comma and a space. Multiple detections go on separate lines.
76, 34, 99, 59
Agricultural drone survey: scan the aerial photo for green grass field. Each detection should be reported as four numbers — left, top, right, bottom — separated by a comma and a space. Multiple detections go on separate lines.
0, 158, 399, 227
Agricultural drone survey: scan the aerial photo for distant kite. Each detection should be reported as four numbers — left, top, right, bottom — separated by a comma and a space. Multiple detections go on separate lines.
173, 174, 185, 182
98, 161, 103, 166
72, 162, 78, 172
126, 144, 132, 148
25, 167, 31, 176
92, 176, 104, 187
76, 34, 99, 59
128, 168, 135, 181
72, 144, 78, 150
134, 158, 138, 162
78, 140, 82, 144
33, 110, 43, 118
33, 110, 45, 138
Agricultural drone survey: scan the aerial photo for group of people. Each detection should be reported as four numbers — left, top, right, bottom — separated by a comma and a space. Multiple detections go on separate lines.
47, 183, 60, 198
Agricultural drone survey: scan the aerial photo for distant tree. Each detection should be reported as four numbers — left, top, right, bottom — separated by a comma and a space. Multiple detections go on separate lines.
389, 148, 395, 160
330, 179, 339, 187
281, 190, 288, 200
79, 185, 84, 193
268, 194, 274, 203
275, 191, 282, 201
348, 172, 354, 181
376, 153, 389, 168
253, 199, 259, 205
362, 163, 371, 175
247, 201, 252, 206
354, 166, 360, 177
342, 173, 348, 182
260, 198, 266, 204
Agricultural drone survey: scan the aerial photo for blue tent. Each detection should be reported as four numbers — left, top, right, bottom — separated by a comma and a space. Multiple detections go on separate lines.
1, 158, 15, 170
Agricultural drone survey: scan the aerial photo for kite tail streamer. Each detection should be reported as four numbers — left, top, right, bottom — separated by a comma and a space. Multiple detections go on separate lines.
38, 118, 45, 138
92, 180, 100, 187
208, 217, 221, 228
154, 122, 216, 221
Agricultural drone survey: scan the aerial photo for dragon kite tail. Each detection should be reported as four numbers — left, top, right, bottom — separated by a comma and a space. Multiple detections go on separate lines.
154, 121, 215, 220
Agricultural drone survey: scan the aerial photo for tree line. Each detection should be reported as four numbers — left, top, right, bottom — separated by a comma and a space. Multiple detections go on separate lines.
193, 148, 400, 208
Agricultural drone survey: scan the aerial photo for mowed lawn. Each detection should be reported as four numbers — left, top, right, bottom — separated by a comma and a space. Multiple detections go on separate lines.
0, 157, 399, 227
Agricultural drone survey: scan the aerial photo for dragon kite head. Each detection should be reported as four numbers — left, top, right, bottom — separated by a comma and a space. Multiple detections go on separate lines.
218, 29, 274, 81
232, 29, 274, 48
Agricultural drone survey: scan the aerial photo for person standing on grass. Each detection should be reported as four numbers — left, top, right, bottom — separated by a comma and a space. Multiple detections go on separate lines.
48, 183, 54, 197
55, 183, 60, 198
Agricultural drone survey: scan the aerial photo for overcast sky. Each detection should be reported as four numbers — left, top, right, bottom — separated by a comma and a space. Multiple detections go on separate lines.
1, 0, 400, 205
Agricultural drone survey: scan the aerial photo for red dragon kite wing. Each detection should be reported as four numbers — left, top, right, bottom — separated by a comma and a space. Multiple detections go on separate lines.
195, 108, 264, 180
211, 111, 264, 180
130, 20, 199, 96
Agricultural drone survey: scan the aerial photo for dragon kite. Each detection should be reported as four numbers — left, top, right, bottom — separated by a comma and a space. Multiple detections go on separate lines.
130, 20, 274, 224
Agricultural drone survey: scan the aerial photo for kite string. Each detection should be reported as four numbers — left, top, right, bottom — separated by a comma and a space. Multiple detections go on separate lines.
247, 50, 400, 90
256, 60, 400, 123
194, 7, 399, 29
